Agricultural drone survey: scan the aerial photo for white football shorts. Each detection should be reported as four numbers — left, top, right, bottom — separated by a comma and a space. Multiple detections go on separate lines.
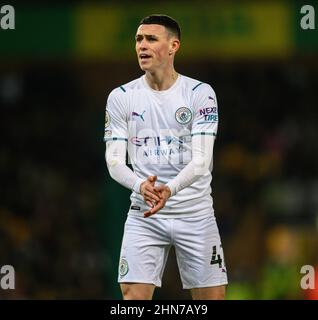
118, 213, 228, 289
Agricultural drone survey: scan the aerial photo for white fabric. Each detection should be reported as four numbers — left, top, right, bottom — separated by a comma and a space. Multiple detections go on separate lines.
166, 134, 214, 196
104, 74, 219, 218
106, 134, 214, 197
105, 140, 143, 194
118, 214, 228, 288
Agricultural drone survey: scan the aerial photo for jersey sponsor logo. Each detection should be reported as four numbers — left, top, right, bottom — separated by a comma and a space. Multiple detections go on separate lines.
198, 115, 218, 124
198, 106, 218, 124
199, 107, 217, 115
132, 110, 146, 122
105, 110, 110, 128
129, 133, 191, 164
119, 258, 129, 277
130, 135, 189, 147
175, 107, 192, 125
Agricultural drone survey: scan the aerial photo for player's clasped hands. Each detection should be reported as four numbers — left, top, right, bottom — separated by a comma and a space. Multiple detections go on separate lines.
140, 176, 171, 218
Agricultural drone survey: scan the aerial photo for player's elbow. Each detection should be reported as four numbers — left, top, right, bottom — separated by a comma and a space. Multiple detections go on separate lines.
193, 155, 210, 176
106, 160, 119, 180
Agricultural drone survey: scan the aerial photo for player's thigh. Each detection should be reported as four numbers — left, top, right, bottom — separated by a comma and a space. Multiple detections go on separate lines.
191, 285, 226, 300
174, 214, 228, 289
118, 216, 171, 287
120, 283, 156, 300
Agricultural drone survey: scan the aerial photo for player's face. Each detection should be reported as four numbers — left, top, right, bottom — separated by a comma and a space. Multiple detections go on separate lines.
135, 24, 173, 72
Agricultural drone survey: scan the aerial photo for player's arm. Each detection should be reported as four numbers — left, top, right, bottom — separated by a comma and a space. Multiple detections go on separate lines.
167, 133, 214, 195
105, 139, 142, 193
105, 140, 160, 204
166, 82, 218, 196
104, 89, 160, 204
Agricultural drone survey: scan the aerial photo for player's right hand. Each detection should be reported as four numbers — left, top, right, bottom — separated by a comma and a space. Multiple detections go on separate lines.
140, 175, 161, 208
144, 184, 171, 218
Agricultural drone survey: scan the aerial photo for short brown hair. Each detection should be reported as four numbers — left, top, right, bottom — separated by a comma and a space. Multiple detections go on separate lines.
139, 14, 181, 40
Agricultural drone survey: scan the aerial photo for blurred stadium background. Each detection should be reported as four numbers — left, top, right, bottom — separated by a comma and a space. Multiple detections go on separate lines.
0, 0, 318, 299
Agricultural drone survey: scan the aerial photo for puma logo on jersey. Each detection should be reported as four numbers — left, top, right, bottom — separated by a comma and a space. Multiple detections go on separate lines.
132, 110, 146, 121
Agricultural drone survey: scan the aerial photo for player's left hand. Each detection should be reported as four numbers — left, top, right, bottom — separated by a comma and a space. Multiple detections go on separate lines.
144, 184, 171, 218
140, 175, 161, 208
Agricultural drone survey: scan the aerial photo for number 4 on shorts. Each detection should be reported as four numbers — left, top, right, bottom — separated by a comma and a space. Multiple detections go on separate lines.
210, 245, 223, 268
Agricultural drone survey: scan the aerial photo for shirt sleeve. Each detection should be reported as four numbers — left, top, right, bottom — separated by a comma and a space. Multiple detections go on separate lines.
191, 83, 219, 137
103, 89, 128, 142
105, 140, 143, 194
166, 134, 215, 196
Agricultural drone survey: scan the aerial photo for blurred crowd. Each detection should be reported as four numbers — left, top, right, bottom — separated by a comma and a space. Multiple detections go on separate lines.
0, 59, 317, 299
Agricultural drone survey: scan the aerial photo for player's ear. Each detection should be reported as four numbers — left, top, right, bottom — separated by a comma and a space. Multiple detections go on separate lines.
169, 38, 180, 55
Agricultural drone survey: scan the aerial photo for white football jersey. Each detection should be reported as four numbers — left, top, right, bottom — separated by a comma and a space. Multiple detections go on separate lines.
104, 74, 219, 218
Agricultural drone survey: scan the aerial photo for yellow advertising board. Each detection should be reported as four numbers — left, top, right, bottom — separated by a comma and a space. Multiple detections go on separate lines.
75, 2, 293, 59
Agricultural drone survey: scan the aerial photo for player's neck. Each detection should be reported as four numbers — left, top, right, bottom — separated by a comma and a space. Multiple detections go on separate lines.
145, 68, 179, 91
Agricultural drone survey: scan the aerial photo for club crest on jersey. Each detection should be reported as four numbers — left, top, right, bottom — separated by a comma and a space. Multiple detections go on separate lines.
119, 258, 129, 277
175, 107, 192, 125
105, 110, 110, 128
